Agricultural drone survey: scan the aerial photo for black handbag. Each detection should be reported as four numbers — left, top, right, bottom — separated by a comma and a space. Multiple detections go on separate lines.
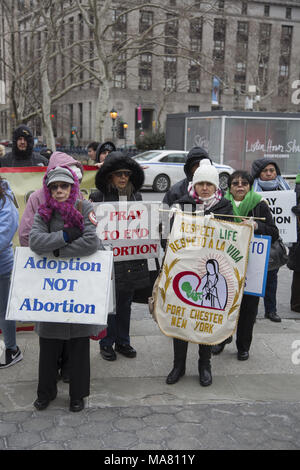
132, 258, 160, 304
268, 237, 288, 271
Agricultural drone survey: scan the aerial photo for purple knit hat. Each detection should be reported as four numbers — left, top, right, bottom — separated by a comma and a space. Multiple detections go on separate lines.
38, 166, 84, 231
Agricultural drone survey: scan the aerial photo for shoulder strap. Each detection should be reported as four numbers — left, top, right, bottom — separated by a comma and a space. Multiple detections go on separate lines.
77, 200, 83, 213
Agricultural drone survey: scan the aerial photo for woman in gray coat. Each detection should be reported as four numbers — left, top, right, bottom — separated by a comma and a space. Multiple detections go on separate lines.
30, 165, 101, 412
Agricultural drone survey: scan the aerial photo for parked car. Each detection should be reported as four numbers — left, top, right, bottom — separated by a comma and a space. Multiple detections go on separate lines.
0, 140, 12, 147
132, 150, 234, 192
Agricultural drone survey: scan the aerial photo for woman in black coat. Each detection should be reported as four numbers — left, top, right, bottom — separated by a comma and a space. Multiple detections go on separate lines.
165, 159, 233, 387
287, 174, 300, 312
90, 152, 150, 361
213, 170, 279, 360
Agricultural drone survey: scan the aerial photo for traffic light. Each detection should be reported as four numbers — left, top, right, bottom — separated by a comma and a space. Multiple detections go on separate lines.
117, 120, 125, 139
70, 127, 76, 147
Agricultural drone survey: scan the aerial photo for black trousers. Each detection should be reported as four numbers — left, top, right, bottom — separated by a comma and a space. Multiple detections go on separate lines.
38, 337, 90, 401
291, 271, 300, 313
236, 294, 259, 353
173, 338, 211, 366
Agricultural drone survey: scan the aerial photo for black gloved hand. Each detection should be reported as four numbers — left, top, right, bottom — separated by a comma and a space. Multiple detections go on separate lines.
291, 205, 300, 216
63, 227, 82, 243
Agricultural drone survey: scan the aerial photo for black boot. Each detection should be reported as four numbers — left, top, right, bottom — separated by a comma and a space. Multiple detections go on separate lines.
212, 336, 232, 355
166, 339, 188, 385
198, 345, 212, 386
198, 361, 212, 387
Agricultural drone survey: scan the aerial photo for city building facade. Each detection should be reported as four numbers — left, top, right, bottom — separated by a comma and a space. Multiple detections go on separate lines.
0, 0, 300, 148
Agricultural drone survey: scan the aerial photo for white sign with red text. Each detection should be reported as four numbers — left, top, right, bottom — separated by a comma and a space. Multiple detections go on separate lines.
92, 201, 160, 261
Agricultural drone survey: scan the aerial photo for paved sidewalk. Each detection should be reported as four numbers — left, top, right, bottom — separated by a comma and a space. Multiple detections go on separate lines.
0, 266, 300, 450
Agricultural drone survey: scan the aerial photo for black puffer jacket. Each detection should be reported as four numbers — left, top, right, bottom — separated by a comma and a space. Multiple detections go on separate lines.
162, 147, 211, 207
90, 152, 150, 291
0, 125, 48, 167
248, 200, 279, 242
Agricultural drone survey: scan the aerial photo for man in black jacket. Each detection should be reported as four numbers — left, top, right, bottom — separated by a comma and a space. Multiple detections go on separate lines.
0, 125, 48, 167
162, 147, 212, 208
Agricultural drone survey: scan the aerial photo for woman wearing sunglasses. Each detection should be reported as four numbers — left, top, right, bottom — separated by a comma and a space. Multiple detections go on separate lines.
212, 170, 279, 360
29, 165, 101, 412
90, 152, 150, 361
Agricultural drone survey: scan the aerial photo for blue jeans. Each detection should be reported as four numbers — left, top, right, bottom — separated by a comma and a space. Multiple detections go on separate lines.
264, 269, 279, 315
0, 272, 16, 350
100, 289, 134, 347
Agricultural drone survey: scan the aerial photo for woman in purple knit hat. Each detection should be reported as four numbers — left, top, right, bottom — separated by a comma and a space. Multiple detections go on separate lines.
29, 165, 102, 412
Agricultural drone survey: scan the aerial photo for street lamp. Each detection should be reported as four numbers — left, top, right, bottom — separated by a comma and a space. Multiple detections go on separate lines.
110, 108, 118, 142
123, 122, 128, 149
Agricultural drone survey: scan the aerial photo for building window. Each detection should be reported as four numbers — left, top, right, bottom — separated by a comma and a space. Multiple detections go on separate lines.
213, 19, 226, 61
235, 21, 248, 86
286, 7, 292, 20
241, 2, 247, 15
190, 18, 202, 52
113, 73, 126, 89
213, 18, 226, 81
139, 10, 153, 34
188, 105, 199, 112
139, 53, 152, 90
165, 13, 178, 55
69, 104, 73, 129
89, 102, 92, 140
218, 0, 224, 9
188, 63, 200, 93
278, 25, 293, 96
78, 103, 83, 138
258, 23, 271, 95
164, 56, 177, 91
264, 5, 270, 17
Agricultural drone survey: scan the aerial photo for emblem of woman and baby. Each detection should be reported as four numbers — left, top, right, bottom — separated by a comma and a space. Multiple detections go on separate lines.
173, 259, 228, 310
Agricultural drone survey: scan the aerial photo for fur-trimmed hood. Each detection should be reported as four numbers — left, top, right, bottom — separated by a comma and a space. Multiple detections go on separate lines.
95, 151, 144, 194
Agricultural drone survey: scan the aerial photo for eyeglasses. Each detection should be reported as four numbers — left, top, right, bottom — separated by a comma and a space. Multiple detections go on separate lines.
49, 183, 71, 191
113, 170, 132, 178
231, 181, 249, 187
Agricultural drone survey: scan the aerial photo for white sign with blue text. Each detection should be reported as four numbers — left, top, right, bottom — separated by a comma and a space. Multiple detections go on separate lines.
244, 235, 271, 297
6, 247, 113, 325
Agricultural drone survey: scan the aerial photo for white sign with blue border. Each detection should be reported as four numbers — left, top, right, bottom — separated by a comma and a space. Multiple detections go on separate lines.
6, 247, 114, 324
244, 235, 271, 297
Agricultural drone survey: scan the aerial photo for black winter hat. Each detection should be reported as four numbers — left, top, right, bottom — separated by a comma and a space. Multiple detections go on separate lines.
184, 146, 212, 179
96, 141, 116, 163
95, 151, 144, 194
13, 124, 34, 145
40, 148, 53, 160
251, 158, 281, 179
12, 124, 34, 157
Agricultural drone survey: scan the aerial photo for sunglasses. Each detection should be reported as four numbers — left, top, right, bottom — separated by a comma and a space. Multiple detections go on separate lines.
113, 170, 132, 178
49, 183, 71, 191
231, 181, 249, 187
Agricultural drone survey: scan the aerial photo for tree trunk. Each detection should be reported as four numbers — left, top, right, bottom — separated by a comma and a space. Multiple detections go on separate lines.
40, 51, 56, 150
94, 79, 110, 142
